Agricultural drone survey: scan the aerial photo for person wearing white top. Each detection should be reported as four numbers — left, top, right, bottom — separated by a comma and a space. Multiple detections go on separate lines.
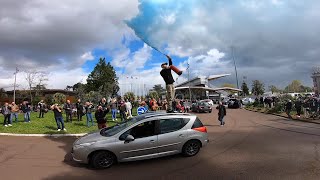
125, 99, 133, 118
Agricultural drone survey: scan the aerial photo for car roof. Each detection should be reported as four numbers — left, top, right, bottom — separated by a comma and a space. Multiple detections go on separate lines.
138, 112, 194, 120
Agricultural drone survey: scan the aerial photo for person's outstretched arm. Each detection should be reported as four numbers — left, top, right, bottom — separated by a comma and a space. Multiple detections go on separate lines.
166, 55, 172, 66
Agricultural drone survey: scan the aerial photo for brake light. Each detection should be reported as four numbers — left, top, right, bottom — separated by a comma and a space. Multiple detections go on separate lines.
192, 126, 207, 133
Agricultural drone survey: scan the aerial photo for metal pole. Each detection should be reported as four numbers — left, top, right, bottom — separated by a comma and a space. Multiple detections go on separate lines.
188, 62, 192, 101
13, 67, 18, 103
231, 46, 239, 90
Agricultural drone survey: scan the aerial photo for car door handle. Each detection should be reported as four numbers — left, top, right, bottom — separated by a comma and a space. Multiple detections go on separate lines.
179, 134, 185, 138
150, 140, 155, 143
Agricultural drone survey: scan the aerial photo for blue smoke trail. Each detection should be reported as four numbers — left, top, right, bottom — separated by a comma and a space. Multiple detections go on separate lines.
126, 0, 197, 55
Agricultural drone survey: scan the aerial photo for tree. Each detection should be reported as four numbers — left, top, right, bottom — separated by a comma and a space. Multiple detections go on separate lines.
221, 83, 236, 88
284, 80, 303, 92
148, 91, 159, 100
53, 93, 66, 104
251, 80, 265, 96
269, 85, 281, 94
241, 82, 249, 96
25, 70, 48, 103
72, 82, 87, 99
152, 84, 165, 96
124, 92, 135, 101
86, 57, 119, 97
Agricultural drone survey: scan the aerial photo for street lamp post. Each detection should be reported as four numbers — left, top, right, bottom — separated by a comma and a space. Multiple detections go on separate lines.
13, 67, 19, 103
231, 46, 240, 90
187, 62, 192, 101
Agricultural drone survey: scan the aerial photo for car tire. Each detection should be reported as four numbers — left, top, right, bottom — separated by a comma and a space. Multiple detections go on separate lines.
90, 151, 116, 169
182, 140, 201, 157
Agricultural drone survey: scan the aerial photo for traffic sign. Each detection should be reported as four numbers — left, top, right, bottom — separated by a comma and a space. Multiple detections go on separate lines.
137, 107, 146, 115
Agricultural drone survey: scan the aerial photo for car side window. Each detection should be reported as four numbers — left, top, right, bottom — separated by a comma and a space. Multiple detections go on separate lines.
119, 120, 156, 140
159, 118, 190, 134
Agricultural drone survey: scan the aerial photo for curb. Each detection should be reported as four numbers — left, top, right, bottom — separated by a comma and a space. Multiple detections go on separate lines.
245, 108, 320, 125
0, 133, 87, 137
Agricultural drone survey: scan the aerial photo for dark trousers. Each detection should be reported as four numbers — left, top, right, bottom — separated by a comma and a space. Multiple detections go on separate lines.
77, 111, 82, 121
98, 123, 106, 129
39, 109, 45, 118
3, 114, 10, 125
55, 117, 65, 130
66, 112, 72, 122
286, 109, 292, 119
120, 111, 126, 121
296, 108, 302, 116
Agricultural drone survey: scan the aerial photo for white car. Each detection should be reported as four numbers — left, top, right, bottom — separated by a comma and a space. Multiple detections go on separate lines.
200, 99, 214, 106
242, 98, 254, 105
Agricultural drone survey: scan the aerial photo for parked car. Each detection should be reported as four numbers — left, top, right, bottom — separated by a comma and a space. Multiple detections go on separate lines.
242, 97, 254, 105
228, 98, 241, 109
72, 112, 209, 169
200, 99, 214, 106
191, 102, 212, 113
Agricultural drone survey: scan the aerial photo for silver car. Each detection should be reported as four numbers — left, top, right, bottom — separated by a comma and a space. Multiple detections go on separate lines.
72, 112, 209, 169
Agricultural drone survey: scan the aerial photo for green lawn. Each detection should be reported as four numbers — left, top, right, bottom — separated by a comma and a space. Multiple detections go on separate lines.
0, 108, 138, 134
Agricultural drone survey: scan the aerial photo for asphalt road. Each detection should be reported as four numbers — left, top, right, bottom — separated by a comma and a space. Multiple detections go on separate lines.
1, 109, 320, 180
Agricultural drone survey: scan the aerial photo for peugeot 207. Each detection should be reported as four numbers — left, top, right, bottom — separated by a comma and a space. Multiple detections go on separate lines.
71, 112, 209, 169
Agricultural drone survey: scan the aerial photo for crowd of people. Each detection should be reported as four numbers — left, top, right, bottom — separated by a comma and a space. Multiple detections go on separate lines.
254, 95, 320, 119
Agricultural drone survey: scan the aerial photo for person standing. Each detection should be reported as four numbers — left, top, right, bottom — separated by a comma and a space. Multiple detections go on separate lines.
75, 99, 83, 121
160, 55, 177, 113
2, 102, 12, 127
119, 99, 127, 121
285, 100, 293, 119
10, 102, 19, 123
21, 101, 31, 123
99, 98, 108, 111
216, 101, 226, 126
38, 100, 46, 118
295, 98, 302, 118
95, 105, 109, 129
51, 104, 66, 131
125, 99, 133, 118
111, 98, 118, 121
85, 102, 94, 127
64, 100, 73, 122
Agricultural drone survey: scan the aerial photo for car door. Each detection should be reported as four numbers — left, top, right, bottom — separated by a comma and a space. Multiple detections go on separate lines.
156, 118, 190, 156
116, 120, 159, 162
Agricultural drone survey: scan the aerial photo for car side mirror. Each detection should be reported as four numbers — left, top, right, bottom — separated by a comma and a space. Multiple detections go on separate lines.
124, 135, 135, 143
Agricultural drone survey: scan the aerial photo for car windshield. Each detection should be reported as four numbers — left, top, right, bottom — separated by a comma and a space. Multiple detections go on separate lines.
100, 115, 145, 137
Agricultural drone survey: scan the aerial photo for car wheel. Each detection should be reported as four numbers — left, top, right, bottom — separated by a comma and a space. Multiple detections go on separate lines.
182, 140, 201, 157
91, 151, 116, 169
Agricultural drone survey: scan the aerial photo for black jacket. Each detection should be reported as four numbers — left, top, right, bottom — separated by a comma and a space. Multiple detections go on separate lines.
64, 103, 72, 113
160, 58, 174, 85
216, 105, 226, 117
95, 109, 109, 124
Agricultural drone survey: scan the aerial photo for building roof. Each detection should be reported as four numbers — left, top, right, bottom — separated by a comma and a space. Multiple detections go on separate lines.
175, 74, 231, 87
175, 86, 242, 92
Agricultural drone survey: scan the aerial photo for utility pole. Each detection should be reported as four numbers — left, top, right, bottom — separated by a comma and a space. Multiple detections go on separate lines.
13, 67, 19, 103
187, 62, 192, 101
231, 46, 239, 90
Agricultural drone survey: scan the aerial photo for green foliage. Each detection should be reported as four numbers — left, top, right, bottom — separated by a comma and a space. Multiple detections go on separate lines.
148, 91, 159, 99
124, 92, 135, 101
241, 82, 249, 96
53, 93, 66, 104
32, 96, 42, 105
44, 94, 54, 105
251, 80, 265, 96
83, 91, 103, 104
86, 57, 119, 97
152, 84, 165, 96
269, 85, 281, 94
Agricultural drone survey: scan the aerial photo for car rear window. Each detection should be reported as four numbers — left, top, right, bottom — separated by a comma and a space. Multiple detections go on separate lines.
192, 117, 204, 128
159, 118, 190, 134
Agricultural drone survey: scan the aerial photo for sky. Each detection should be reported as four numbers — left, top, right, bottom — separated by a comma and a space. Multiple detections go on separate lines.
0, 0, 319, 95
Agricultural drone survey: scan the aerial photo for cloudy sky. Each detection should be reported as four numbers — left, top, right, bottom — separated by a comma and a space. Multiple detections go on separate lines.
0, 0, 319, 94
